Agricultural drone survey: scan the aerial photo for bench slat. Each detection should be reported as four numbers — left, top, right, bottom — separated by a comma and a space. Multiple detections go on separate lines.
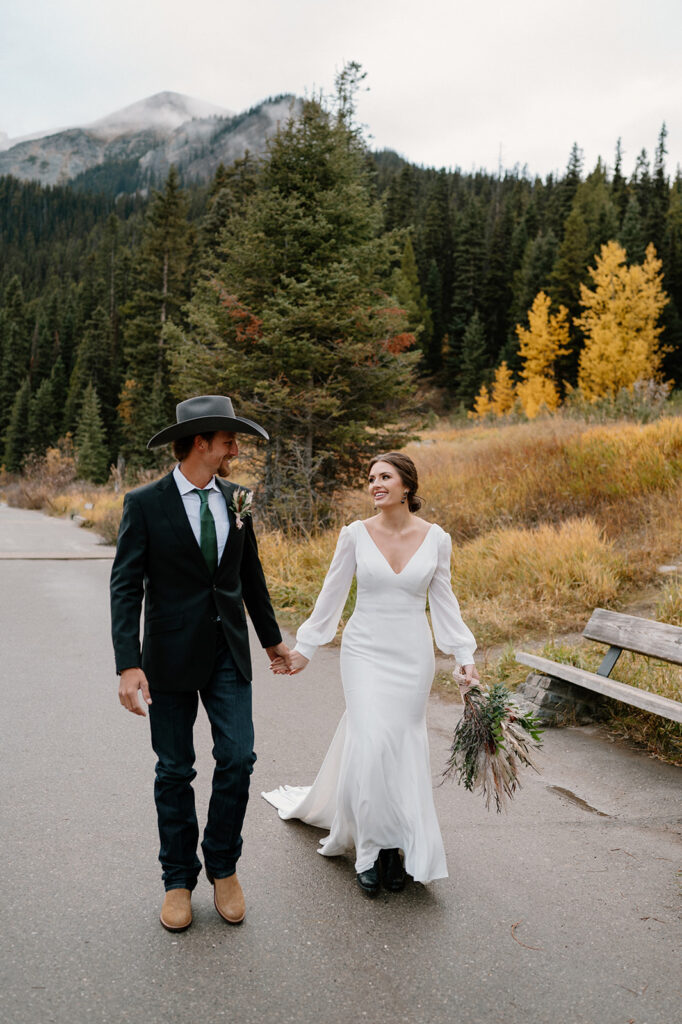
516, 652, 682, 723
584, 608, 682, 666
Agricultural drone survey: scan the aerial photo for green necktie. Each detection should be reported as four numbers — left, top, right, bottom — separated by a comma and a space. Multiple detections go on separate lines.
192, 488, 218, 575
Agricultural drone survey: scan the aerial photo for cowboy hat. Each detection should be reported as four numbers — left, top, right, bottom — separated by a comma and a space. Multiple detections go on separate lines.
147, 395, 269, 449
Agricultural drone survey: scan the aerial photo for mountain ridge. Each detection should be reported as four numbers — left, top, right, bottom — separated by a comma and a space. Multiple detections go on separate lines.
0, 91, 300, 191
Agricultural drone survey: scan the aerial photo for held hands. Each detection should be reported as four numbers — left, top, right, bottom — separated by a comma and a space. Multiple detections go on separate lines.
265, 642, 294, 675
269, 649, 309, 676
119, 667, 152, 716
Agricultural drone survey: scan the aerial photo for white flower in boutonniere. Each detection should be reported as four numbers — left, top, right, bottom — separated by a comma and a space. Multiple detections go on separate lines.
230, 488, 253, 529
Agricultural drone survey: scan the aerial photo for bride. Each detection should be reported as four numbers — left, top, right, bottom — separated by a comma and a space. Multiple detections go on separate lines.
263, 452, 478, 896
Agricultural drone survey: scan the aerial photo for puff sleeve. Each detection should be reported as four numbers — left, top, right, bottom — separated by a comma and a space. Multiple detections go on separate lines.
293, 525, 357, 661
428, 528, 477, 664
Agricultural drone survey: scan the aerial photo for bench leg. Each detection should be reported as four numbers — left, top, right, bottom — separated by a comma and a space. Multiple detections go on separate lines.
515, 672, 607, 725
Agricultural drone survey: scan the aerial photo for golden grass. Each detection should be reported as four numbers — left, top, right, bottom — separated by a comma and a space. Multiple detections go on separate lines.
408, 416, 682, 544
257, 529, 350, 628
46, 490, 125, 544
452, 517, 628, 646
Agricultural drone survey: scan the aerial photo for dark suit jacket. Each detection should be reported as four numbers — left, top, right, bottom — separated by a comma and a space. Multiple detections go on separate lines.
110, 472, 282, 692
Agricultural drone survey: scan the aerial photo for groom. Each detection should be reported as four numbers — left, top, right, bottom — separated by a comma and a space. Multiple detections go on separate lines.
110, 395, 290, 932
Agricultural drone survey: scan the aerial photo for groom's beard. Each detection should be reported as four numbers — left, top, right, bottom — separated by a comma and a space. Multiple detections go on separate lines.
216, 457, 232, 479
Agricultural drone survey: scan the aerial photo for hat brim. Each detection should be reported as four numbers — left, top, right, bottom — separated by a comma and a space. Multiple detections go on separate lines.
147, 415, 269, 449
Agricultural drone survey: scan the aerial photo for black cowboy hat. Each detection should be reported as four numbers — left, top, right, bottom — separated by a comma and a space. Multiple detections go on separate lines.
147, 395, 269, 449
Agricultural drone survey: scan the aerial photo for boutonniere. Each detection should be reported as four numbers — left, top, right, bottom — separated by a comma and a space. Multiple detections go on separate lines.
230, 488, 253, 529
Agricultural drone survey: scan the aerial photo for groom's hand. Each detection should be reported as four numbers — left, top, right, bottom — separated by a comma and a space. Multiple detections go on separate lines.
119, 667, 152, 716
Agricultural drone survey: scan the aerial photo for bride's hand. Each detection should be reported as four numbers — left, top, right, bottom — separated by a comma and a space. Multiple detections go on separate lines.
455, 663, 479, 694
269, 656, 290, 675
287, 651, 309, 676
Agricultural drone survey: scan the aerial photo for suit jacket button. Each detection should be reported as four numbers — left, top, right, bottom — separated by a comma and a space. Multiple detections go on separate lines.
212, 585, 217, 591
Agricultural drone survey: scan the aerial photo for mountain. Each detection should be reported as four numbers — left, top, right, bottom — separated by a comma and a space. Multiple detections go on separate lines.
87, 91, 233, 136
0, 91, 300, 192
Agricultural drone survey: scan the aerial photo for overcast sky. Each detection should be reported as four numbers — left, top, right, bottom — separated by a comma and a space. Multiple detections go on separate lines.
3, 0, 681, 178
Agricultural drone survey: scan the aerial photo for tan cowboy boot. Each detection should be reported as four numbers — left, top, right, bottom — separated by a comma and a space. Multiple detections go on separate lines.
210, 873, 245, 924
160, 888, 192, 932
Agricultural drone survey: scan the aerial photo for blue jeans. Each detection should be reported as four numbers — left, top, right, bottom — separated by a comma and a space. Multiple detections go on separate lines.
148, 631, 256, 891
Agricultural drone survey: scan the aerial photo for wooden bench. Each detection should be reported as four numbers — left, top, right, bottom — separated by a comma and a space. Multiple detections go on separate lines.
515, 608, 682, 724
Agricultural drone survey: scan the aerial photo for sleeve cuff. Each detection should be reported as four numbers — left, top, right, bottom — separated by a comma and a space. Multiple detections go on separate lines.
456, 650, 476, 666
293, 641, 317, 661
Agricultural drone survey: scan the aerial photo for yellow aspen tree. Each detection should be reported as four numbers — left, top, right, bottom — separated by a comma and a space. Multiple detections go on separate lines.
516, 376, 561, 419
490, 361, 516, 416
515, 291, 570, 418
575, 241, 669, 400
468, 383, 493, 419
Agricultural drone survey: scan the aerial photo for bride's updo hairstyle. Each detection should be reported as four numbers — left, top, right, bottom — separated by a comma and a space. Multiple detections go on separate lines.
369, 452, 423, 513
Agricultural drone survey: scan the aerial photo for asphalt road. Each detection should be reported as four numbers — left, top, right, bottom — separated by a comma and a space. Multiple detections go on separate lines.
1, 503, 680, 1024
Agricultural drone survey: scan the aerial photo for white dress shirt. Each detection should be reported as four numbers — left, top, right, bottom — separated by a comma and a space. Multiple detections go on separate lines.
173, 463, 230, 563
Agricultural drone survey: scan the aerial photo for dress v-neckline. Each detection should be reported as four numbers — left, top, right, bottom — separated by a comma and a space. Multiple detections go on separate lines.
360, 521, 435, 576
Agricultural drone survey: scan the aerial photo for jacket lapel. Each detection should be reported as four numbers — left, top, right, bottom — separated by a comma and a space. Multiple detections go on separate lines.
156, 471, 210, 577
216, 479, 237, 573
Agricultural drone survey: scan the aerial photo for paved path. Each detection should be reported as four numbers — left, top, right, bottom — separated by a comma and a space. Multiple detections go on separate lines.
1, 504, 680, 1024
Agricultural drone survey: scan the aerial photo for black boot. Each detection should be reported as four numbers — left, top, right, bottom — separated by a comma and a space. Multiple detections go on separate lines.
356, 859, 380, 896
379, 848, 406, 892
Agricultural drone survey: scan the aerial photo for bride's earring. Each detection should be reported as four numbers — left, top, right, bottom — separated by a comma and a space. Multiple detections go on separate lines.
401, 493, 407, 504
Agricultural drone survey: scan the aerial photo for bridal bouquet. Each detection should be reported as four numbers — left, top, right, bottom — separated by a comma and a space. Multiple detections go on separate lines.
443, 681, 543, 813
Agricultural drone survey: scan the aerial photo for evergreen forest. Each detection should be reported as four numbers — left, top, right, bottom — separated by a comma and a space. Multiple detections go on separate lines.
2, 68, 681, 526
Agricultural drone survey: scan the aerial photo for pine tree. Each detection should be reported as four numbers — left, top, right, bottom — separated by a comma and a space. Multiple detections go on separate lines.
455, 311, 488, 405
199, 155, 259, 265
446, 199, 486, 388
424, 259, 444, 373
28, 313, 54, 387
3, 377, 31, 471
547, 143, 583, 239
648, 124, 668, 254
167, 67, 417, 527
391, 236, 431, 363
576, 241, 669, 399
483, 194, 515, 362
515, 291, 570, 418
418, 170, 453, 328
120, 167, 191, 463
64, 305, 117, 438
384, 164, 418, 231
632, 149, 652, 228
0, 277, 30, 435
49, 356, 67, 423
75, 383, 110, 483
611, 139, 628, 222
619, 195, 647, 264
662, 170, 682, 377
28, 377, 57, 453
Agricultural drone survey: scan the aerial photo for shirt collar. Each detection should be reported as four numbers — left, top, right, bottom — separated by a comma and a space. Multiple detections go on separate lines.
173, 463, 220, 496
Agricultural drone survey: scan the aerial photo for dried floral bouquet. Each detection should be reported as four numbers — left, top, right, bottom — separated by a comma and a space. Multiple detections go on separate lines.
443, 682, 543, 812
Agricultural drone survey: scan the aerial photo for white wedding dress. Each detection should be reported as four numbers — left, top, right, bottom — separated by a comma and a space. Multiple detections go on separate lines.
262, 520, 476, 883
